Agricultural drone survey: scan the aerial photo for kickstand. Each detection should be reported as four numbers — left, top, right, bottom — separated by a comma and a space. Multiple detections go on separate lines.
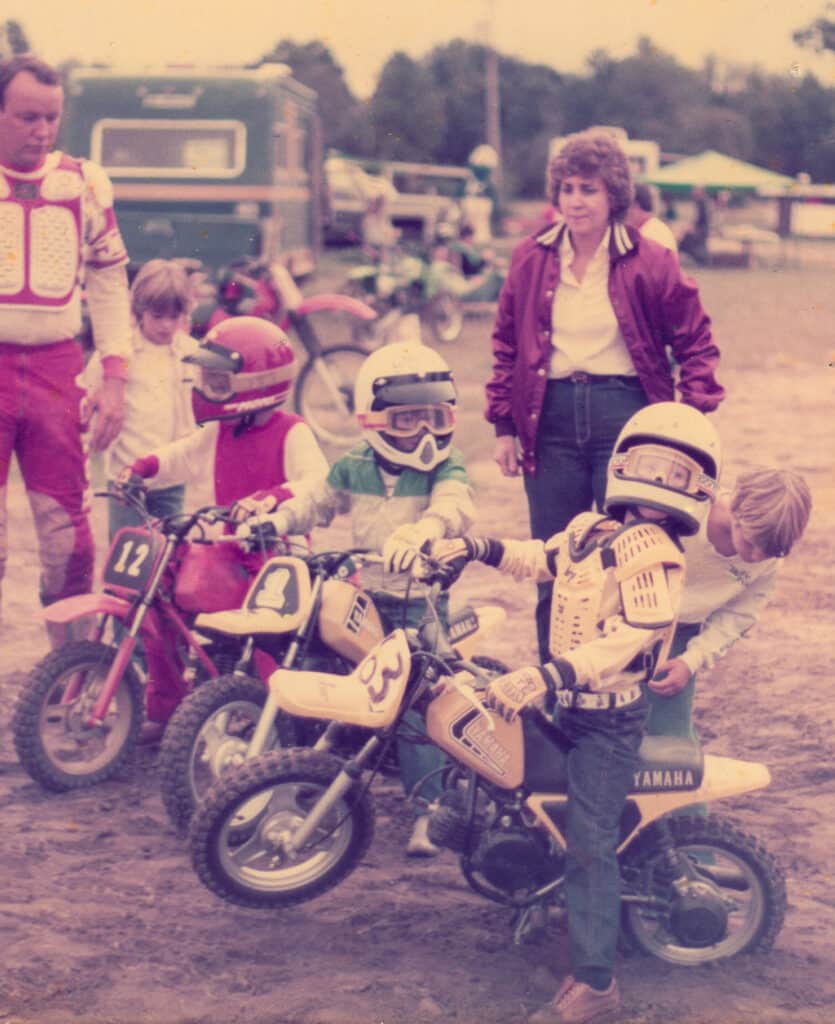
511, 904, 550, 946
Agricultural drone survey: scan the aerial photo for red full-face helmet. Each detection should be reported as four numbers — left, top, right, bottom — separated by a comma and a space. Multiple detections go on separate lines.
184, 316, 297, 425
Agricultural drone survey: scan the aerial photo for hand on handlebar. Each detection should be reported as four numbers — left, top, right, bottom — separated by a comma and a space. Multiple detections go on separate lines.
414, 536, 487, 585
234, 509, 290, 546
229, 493, 278, 524
485, 666, 550, 723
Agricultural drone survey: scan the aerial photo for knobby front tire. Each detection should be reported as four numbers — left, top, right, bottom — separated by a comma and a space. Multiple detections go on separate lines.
158, 673, 297, 835
189, 748, 375, 909
12, 641, 143, 791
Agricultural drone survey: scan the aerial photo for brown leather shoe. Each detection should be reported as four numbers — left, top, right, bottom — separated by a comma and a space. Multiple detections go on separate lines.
528, 975, 620, 1024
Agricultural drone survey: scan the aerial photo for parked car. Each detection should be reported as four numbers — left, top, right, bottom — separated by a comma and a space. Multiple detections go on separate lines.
324, 156, 463, 246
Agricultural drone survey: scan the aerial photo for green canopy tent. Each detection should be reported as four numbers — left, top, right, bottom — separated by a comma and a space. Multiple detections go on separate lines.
644, 150, 794, 195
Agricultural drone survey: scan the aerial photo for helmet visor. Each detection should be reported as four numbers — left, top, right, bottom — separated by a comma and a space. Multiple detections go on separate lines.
612, 444, 717, 499
188, 363, 296, 403
358, 402, 456, 437
371, 370, 456, 407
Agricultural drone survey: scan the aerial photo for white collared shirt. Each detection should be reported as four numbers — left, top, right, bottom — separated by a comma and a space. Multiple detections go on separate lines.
549, 227, 637, 378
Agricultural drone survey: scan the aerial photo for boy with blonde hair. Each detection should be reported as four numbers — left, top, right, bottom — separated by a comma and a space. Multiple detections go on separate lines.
649, 466, 813, 738
84, 258, 198, 538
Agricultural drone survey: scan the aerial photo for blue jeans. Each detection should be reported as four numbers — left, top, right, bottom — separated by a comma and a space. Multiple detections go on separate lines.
558, 697, 648, 986
374, 590, 449, 813
107, 483, 186, 542
523, 376, 647, 660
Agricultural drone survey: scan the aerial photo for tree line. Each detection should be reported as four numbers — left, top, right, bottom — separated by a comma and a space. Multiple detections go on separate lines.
4, 12, 834, 198
261, 26, 835, 198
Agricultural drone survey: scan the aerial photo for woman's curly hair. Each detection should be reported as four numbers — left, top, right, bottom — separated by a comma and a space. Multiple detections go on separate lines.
547, 129, 634, 221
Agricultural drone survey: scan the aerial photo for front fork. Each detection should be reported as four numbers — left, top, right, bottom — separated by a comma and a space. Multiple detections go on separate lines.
286, 733, 384, 853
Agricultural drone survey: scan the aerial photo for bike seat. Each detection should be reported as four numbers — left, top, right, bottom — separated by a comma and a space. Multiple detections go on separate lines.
194, 608, 296, 636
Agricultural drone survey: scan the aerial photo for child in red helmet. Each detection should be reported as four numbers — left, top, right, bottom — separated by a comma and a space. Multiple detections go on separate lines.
122, 315, 328, 521
119, 316, 328, 738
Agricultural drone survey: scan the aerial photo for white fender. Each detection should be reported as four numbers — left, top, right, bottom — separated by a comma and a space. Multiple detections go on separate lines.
624, 754, 772, 838
269, 629, 411, 728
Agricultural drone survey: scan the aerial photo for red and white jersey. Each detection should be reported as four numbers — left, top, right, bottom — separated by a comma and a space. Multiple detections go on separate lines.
0, 151, 129, 346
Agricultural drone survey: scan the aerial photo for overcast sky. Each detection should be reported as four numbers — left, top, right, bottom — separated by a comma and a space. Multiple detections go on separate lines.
5, 0, 832, 98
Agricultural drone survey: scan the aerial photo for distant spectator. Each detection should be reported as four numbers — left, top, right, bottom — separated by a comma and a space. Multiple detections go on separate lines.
361, 193, 400, 261
679, 186, 712, 265
626, 183, 678, 254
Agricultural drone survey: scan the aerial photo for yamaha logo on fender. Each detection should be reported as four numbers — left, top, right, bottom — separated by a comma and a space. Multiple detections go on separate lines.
632, 768, 696, 791
345, 593, 369, 634
450, 708, 511, 776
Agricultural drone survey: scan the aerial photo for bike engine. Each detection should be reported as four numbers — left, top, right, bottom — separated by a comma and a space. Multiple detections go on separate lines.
427, 789, 484, 853
472, 823, 563, 892
668, 879, 729, 947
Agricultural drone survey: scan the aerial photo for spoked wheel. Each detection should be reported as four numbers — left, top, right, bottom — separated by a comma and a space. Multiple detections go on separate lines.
189, 748, 375, 908
621, 814, 787, 964
12, 641, 143, 791
293, 345, 368, 448
424, 293, 463, 344
158, 674, 297, 834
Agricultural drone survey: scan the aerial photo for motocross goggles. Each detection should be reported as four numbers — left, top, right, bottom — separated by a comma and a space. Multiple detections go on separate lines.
358, 402, 456, 437
610, 444, 717, 500
184, 344, 294, 403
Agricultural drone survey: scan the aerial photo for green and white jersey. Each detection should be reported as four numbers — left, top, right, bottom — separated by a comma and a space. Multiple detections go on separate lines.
279, 442, 475, 596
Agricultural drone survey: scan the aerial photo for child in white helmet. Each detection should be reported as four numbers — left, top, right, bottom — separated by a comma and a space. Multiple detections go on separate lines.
425, 402, 721, 1024
248, 339, 476, 856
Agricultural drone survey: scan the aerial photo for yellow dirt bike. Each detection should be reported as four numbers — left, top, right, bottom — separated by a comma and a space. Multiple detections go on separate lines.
188, 565, 786, 967
159, 548, 507, 833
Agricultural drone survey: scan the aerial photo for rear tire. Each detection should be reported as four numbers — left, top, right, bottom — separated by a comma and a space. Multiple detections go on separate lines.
293, 345, 369, 448
424, 293, 463, 344
621, 814, 787, 964
189, 748, 375, 908
12, 641, 143, 791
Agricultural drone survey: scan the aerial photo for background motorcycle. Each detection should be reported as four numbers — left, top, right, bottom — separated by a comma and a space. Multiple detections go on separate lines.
11, 483, 273, 792
189, 258, 377, 449
343, 247, 464, 346
160, 547, 507, 833
188, 568, 786, 967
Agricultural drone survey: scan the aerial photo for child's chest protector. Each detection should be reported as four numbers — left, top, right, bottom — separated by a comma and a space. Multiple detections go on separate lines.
546, 512, 684, 658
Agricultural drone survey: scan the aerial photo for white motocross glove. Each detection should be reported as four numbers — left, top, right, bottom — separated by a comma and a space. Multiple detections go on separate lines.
229, 493, 278, 524
382, 519, 443, 575
234, 509, 291, 544
485, 666, 551, 723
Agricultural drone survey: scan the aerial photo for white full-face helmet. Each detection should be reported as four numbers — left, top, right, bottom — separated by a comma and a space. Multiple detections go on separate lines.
354, 341, 457, 472
603, 402, 722, 535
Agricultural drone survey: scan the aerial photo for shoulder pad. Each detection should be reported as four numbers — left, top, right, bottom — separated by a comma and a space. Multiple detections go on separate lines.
609, 522, 685, 629
80, 159, 115, 208
608, 521, 685, 578
565, 512, 613, 556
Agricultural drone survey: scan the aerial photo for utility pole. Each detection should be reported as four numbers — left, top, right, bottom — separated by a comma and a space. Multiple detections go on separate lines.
483, 0, 502, 171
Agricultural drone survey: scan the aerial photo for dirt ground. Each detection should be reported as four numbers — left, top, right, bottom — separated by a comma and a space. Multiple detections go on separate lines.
1, 260, 834, 1024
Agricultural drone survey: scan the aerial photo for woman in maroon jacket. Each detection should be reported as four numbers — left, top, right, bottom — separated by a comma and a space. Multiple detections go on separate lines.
485, 129, 724, 659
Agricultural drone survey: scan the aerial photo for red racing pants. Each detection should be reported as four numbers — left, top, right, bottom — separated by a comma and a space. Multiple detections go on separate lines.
0, 340, 95, 606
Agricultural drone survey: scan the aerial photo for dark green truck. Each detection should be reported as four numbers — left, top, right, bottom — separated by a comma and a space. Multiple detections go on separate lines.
62, 64, 324, 275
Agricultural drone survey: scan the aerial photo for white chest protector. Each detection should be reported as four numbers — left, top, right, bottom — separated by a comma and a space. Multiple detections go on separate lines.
546, 512, 686, 666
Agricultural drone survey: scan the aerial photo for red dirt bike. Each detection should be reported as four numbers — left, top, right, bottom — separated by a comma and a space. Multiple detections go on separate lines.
159, 546, 508, 833
190, 258, 376, 449
11, 482, 277, 792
